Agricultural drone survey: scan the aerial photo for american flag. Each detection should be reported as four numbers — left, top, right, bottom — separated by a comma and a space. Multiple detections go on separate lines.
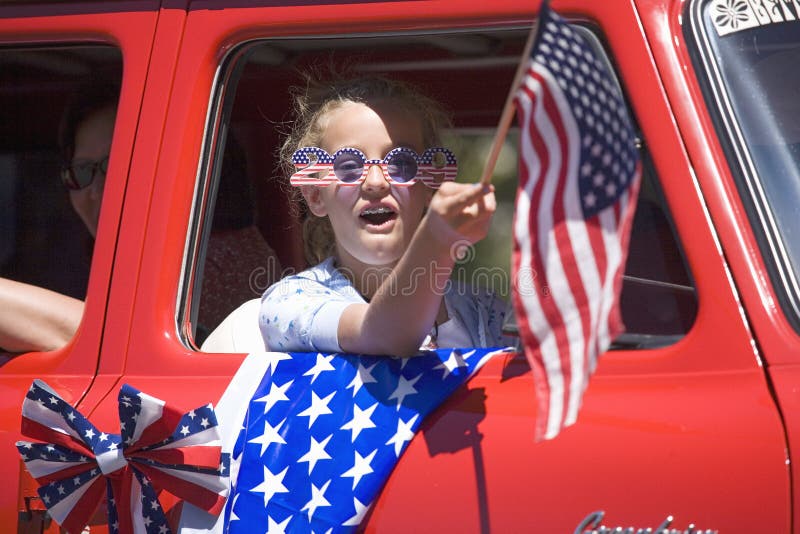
204, 347, 504, 533
17, 380, 229, 534
511, 2, 642, 441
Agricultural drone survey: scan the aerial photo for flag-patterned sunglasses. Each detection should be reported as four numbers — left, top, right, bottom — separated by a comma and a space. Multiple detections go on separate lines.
290, 146, 457, 188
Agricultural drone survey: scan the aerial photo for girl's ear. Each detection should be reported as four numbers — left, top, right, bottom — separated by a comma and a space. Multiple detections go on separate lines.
300, 185, 328, 217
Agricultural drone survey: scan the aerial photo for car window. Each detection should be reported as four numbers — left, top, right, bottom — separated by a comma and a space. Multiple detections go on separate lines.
0, 45, 122, 355
183, 27, 696, 352
686, 0, 800, 332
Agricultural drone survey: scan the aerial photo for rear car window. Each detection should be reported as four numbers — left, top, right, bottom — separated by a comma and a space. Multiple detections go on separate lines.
0, 45, 121, 354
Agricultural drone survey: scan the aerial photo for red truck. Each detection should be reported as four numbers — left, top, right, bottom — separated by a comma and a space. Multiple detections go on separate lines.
1, 0, 799, 531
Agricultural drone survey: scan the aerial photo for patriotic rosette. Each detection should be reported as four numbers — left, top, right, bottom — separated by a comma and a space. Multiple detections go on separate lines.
16, 380, 230, 534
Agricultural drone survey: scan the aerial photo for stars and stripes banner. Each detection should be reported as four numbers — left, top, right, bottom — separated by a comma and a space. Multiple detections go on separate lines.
185, 347, 503, 533
17, 380, 229, 534
511, 1, 642, 441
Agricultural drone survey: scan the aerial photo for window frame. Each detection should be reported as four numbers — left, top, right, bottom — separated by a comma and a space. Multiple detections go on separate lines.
181, 25, 698, 353
177, 44, 251, 349
684, 0, 800, 334
0, 5, 159, 377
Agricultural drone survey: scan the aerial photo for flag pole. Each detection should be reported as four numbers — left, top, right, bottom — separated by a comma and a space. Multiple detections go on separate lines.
479, 19, 539, 186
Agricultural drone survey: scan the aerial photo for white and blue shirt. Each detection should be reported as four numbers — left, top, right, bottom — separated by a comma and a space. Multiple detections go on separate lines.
259, 257, 512, 353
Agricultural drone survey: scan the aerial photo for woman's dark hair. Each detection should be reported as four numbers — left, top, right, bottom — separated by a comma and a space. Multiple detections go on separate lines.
58, 80, 121, 164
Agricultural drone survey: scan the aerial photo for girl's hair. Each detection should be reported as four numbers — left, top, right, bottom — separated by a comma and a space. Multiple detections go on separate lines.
280, 72, 452, 265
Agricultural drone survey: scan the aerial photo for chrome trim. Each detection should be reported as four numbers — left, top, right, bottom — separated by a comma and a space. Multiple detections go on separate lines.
176, 47, 242, 349
575, 510, 718, 534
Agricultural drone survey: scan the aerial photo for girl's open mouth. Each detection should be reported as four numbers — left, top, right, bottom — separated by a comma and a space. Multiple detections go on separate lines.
359, 206, 397, 226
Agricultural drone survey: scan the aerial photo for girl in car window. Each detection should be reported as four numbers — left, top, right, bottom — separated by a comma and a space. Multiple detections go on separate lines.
259, 74, 510, 356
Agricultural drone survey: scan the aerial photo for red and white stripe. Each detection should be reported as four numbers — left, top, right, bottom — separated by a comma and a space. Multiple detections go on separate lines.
289, 163, 337, 186
512, 62, 640, 441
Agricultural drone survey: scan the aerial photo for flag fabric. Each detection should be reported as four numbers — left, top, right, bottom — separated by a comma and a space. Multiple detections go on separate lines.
203, 347, 504, 533
17, 380, 230, 534
511, 1, 642, 441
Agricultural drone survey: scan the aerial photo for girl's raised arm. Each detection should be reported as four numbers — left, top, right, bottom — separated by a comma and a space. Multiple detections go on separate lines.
337, 182, 495, 356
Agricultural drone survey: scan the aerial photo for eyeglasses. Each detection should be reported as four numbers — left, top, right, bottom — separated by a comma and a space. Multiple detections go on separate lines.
60, 156, 109, 191
290, 146, 457, 188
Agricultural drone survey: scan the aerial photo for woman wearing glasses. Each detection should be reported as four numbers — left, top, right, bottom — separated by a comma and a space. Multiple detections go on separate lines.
0, 84, 116, 354
0, 80, 281, 354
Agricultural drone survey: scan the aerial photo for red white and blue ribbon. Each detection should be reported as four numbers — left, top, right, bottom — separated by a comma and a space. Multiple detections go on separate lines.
17, 380, 229, 534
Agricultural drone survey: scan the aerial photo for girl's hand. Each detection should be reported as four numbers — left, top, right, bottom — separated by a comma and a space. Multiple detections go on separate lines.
423, 181, 497, 246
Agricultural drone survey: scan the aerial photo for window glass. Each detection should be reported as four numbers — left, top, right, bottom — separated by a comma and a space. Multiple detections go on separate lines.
189, 28, 695, 352
0, 45, 122, 355
687, 0, 800, 328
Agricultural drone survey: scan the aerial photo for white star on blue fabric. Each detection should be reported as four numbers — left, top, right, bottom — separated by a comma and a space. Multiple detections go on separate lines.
302, 480, 332, 521
297, 434, 333, 475
385, 414, 419, 457
340, 449, 377, 490
342, 497, 371, 527
266, 515, 292, 533
250, 465, 289, 507
247, 418, 287, 457
298, 391, 335, 428
303, 353, 336, 383
346, 361, 378, 396
340, 403, 378, 441
388, 373, 421, 408
433, 349, 473, 379
253, 380, 292, 415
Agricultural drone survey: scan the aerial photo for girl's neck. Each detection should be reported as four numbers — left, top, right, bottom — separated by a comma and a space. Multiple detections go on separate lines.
334, 252, 449, 324
333, 250, 395, 302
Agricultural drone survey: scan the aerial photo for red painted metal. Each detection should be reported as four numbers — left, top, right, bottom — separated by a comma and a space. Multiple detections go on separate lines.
0, 4, 159, 532
639, 0, 800, 527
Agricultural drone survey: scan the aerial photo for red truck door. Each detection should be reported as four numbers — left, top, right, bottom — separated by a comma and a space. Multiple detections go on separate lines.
0, 2, 160, 531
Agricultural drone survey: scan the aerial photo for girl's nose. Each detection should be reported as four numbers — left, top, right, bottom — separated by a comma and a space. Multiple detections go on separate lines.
361, 163, 390, 193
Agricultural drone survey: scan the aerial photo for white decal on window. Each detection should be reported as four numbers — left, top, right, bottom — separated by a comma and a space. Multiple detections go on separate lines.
710, 0, 800, 36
